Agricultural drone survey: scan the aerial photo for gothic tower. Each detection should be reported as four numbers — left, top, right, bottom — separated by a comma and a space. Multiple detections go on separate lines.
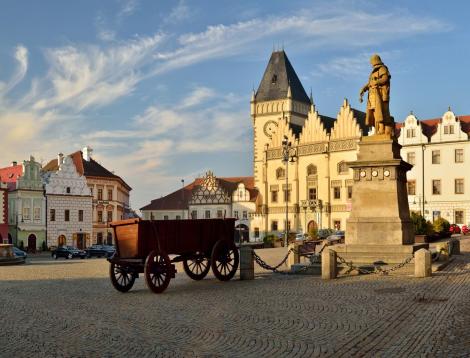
251, 50, 311, 193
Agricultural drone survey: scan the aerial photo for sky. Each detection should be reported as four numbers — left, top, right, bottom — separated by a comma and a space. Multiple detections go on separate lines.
0, 0, 468, 210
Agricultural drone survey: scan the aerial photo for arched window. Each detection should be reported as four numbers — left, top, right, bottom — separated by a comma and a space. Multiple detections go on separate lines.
276, 167, 285, 179
338, 161, 349, 174
307, 164, 317, 176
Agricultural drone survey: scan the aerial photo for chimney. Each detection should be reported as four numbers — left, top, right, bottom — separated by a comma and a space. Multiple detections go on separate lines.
83, 146, 93, 161
11, 161, 17, 166
58, 153, 64, 165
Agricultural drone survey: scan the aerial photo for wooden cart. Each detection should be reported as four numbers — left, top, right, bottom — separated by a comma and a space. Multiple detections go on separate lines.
107, 218, 239, 294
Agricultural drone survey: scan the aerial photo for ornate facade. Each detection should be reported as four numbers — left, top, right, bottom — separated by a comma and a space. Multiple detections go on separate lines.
43, 154, 93, 248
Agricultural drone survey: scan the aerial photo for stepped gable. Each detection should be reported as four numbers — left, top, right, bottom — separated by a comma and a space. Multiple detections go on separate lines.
269, 118, 296, 148
140, 176, 257, 211
330, 99, 366, 140
299, 104, 329, 144
255, 50, 310, 104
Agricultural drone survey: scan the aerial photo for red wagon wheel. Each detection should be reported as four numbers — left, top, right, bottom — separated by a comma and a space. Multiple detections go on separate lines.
109, 262, 136, 293
211, 240, 239, 281
144, 250, 174, 294
183, 253, 210, 280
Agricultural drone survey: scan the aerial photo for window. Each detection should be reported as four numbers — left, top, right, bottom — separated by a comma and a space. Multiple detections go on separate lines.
338, 161, 348, 174
107, 211, 113, 222
98, 188, 103, 200
455, 179, 464, 194
455, 210, 464, 225
108, 189, 113, 200
33, 207, 40, 221
65, 210, 70, 222
150, 212, 155, 220
407, 152, 416, 165
254, 228, 260, 238
432, 150, 440, 164
449, 125, 454, 134
347, 186, 353, 199
271, 190, 278, 203
271, 74, 277, 84
205, 210, 211, 219
455, 149, 464, 163
444, 126, 449, 134
406, 128, 416, 138
97, 232, 103, 245
407, 180, 416, 195
164, 215, 169, 220
23, 207, 30, 220
176, 215, 181, 220
271, 221, 278, 231
98, 211, 103, 223
78, 210, 83, 222
283, 189, 291, 202
234, 210, 239, 219
66, 187, 71, 194
333, 187, 341, 200
243, 211, 248, 219
307, 164, 317, 176
217, 210, 223, 218
432, 180, 441, 195
334, 220, 341, 230
50, 209, 56, 222
276, 167, 285, 179
308, 187, 317, 200
191, 210, 197, 219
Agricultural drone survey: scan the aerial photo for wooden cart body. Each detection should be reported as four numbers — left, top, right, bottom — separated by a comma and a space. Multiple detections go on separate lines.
108, 218, 239, 293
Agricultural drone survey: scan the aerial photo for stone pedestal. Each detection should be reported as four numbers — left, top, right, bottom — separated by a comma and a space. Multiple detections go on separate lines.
287, 242, 300, 268
335, 136, 427, 266
415, 248, 432, 278
239, 246, 254, 280
322, 249, 337, 280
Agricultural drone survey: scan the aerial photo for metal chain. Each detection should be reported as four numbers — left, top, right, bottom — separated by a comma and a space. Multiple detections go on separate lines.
253, 249, 294, 273
336, 254, 414, 276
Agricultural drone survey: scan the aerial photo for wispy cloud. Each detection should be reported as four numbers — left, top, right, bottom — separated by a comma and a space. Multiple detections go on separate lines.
164, 0, 190, 25
117, 0, 139, 19
0, 45, 28, 96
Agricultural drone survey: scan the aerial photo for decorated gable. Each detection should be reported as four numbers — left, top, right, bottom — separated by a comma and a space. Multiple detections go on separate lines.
190, 171, 231, 205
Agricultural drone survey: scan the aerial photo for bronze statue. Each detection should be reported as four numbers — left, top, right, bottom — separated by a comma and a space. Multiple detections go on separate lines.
359, 54, 394, 136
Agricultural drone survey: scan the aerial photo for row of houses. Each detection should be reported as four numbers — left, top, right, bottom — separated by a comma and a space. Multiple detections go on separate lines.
141, 50, 470, 242
0, 147, 134, 251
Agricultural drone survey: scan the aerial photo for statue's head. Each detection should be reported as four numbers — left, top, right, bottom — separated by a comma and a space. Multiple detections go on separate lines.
370, 54, 383, 67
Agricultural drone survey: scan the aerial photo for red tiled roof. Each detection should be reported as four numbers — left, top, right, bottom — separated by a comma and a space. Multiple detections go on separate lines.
0, 164, 23, 190
140, 176, 257, 211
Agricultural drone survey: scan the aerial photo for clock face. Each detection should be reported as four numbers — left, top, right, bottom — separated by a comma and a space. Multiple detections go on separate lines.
263, 120, 278, 138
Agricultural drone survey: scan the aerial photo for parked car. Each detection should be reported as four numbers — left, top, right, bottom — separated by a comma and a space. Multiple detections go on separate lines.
449, 224, 461, 234
85, 245, 115, 258
13, 247, 27, 259
51, 246, 86, 259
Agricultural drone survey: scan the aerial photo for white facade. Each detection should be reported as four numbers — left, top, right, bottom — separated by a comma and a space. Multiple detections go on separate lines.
399, 110, 470, 226
43, 155, 92, 248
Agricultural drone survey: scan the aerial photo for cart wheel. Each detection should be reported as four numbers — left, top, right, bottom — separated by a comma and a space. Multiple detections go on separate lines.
109, 262, 135, 293
211, 240, 239, 281
144, 250, 174, 294
183, 254, 210, 280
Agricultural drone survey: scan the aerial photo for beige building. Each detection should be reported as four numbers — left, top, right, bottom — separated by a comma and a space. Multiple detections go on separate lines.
43, 147, 132, 245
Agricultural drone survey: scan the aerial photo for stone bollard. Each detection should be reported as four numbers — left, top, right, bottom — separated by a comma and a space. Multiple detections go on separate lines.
240, 246, 254, 280
287, 242, 300, 268
322, 249, 337, 280
450, 239, 460, 255
435, 242, 449, 261
414, 248, 432, 278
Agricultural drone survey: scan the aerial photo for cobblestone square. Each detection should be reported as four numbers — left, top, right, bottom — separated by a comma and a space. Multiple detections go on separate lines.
2, 239, 470, 357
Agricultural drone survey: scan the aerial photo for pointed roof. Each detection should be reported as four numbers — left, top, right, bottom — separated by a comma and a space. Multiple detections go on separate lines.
255, 50, 310, 104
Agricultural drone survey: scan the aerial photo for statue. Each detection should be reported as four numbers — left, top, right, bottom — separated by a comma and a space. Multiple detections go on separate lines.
359, 54, 394, 137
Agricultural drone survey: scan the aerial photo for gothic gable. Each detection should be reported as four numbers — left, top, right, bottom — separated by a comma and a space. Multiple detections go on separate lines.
330, 99, 362, 140
299, 104, 328, 144
269, 118, 296, 148
189, 171, 231, 205
44, 156, 90, 196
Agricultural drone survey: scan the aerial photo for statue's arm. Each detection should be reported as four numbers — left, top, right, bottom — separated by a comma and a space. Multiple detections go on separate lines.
359, 83, 369, 103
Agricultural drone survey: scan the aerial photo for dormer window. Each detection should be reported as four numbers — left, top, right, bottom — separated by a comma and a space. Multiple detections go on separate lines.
271, 74, 277, 84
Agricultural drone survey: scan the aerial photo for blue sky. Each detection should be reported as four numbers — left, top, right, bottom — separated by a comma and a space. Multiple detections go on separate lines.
0, 1, 467, 210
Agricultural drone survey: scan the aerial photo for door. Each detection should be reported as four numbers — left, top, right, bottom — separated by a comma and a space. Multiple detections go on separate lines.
77, 234, 85, 249
28, 234, 37, 253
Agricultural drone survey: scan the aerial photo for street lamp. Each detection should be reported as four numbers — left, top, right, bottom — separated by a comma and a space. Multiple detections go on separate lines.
412, 194, 427, 216
282, 135, 297, 247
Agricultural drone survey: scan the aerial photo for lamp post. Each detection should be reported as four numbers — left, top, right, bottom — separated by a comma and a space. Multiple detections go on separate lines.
282, 135, 297, 247
181, 179, 185, 219
421, 144, 426, 218
413, 194, 426, 216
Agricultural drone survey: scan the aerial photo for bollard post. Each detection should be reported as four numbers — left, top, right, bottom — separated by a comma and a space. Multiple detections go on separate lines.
287, 242, 300, 268
450, 239, 460, 255
435, 242, 449, 261
322, 249, 337, 280
414, 248, 432, 278
240, 246, 254, 280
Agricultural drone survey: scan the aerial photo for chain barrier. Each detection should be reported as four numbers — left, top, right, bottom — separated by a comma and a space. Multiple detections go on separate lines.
253, 249, 294, 273
336, 254, 414, 276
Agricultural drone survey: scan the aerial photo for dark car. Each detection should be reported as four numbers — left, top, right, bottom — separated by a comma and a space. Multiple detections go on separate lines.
51, 246, 86, 259
86, 245, 115, 258
13, 247, 27, 259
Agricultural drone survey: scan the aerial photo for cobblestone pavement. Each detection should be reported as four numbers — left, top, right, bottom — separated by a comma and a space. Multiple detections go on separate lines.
2, 239, 470, 357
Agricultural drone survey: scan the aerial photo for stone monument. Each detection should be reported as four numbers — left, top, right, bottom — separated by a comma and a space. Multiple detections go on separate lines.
335, 54, 427, 267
